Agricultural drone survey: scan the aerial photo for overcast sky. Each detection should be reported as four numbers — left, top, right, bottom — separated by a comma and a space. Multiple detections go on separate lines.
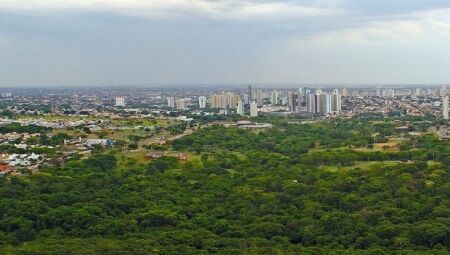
1, 0, 450, 87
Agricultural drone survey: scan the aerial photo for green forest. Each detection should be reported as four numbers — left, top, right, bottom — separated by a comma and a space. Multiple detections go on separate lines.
0, 118, 449, 254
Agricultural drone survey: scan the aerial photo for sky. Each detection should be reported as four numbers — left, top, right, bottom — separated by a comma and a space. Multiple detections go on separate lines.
1, 0, 450, 87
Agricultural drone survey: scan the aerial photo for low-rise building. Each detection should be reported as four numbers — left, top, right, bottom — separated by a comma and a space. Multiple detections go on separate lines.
86, 139, 114, 147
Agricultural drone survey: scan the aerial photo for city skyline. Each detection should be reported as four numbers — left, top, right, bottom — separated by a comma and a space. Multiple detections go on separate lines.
2, 2, 450, 251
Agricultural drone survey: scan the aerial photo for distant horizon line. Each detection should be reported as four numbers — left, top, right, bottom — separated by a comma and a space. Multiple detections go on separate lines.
0, 83, 449, 89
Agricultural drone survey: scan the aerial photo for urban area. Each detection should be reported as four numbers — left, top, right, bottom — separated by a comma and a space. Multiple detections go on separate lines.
1, 85, 450, 254
0, 85, 450, 178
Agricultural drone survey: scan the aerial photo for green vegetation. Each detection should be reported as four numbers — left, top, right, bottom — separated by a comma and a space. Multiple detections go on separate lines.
0, 123, 50, 134
0, 118, 449, 254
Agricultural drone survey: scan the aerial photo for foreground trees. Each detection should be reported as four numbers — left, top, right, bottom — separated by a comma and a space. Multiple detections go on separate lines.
0, 119, 449, 254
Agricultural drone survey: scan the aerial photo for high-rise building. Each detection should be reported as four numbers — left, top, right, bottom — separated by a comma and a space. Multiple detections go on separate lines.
341, 88, 348, 97
220, 94, 228, 108
385, 89, 395, 98
115, 97, 126, 107
167, 97, 175, 108
281, 96, 288, 106
210, 94, 219, 108
236, 100, 244, 116
331, 93, 342, 112
288, 92, 294, 112
243, 94, 250, 105
226, 93, 240, 109
198, 96, 207, 108
304, 87, 311, 96
248, 85, 254, 101
210, 93, 239, 109
297, 88, 304, 108
323, 94, 332, 113
175, 99, 187, 110
441, 85, 448, 97
443, 95, 449, 120
288, 91, 298, 113
414, 88, 421, 97
250, 101, 258, 117
306, 94, 316, 113
210, 94, 227, 109
271, 90, 279, 105
376, 89, 382, 97
307, 89, 341, 114
256, 90, 263, 107
316, 93, 324, 113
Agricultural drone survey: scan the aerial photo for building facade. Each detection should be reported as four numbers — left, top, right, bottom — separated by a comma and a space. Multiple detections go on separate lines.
271, 90, 279, 105
198, 96, 207, 108
306, 90, 342, 114
175, 99, 187, 110
443, 95, 449, 120
236, 100, 244, 115
167, 97, 175, 108
250, 101, 258, 117
115, 97, 126, 107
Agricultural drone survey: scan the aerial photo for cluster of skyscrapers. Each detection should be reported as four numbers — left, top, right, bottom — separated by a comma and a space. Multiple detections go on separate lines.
306, 89, 342, 114
93, 85, 450, 120
164, 86, 343, 117
209, 93, 241, 109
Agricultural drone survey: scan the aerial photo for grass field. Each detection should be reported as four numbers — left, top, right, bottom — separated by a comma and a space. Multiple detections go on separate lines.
19, 115, 174, 127
344, 160, 399, 171
38, 114, 178, 144
117, 149, 198, 167
320, 160, 399, 172
18, 115, 98, 121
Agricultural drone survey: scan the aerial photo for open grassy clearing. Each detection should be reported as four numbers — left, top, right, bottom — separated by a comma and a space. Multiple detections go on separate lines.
344, 160, 399, 171
18, 115, 174, 127
116, 149, 199, 167
18, 115, 99, 121
319, 160, 399, 172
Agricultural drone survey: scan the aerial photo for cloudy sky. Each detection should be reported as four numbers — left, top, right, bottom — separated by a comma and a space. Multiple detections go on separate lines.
1, 0, 450, 87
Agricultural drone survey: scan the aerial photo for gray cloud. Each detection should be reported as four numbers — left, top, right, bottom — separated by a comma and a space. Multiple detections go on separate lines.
1, 1, 450, 86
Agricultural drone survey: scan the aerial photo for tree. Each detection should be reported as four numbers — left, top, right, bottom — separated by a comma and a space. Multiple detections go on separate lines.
84, 154, 116, 171
412, 222, 449, 247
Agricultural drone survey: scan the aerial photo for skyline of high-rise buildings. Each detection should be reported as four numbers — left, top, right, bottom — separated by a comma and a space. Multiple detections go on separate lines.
167, 87, 345, 116
156, 85, 450, 119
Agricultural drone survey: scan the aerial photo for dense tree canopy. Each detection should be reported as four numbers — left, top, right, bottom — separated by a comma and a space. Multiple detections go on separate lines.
0, 118, 449, 254
0, 123, 50, 134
